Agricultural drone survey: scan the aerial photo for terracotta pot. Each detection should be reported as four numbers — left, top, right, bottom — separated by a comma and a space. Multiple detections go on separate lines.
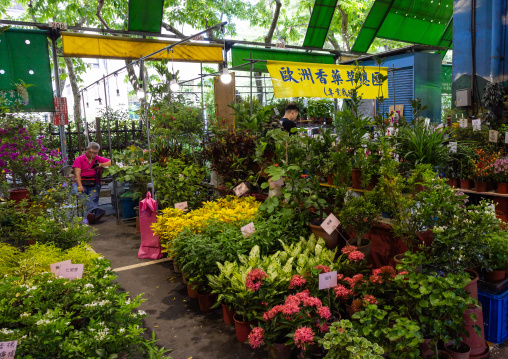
351, 168, 362, 189
468, 342, 490, 358
327, 174, 334, 185
461, 305, 486, 356
444, 342, 471, 359
460, 180, 472, 190
484, 269, 506, 283
8, 188, 30, 202
394, 253, 405, 267
267, 342, 292, 359
222, 304, 235, 325
464, 269, 479, 301
187, 283, 199, 299
419, 337, 434, 359
309, 219, 339, 250
365, 176, 378, 191
233, 313, 253, 343
309, 116, 317, 124
475, 181, 488, 193
197, 291, 217, 313
325, 117, 333, 125
498, 182, 508, 194
438, 350, 452, 359
446, 178, 459, 188
348, 238, 371, 263
317, 117, 324, 125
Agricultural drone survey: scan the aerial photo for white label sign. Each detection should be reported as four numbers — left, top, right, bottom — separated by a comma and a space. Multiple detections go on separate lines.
424, 118, 431, 127
174, 201, 188, 211
48, 21, 68, 30
0, 341, 17, 359
472, 119, 481, 131
241, 222, 255, 237
459, 119, 468, 128
273, 108, 280, 116
505, 132, 508, 144
269, 178, 284, 189
319, 270, 338, 290
58, 263, 84, 280
50, 260, 72, 277
303, 98, 309, 107
448, 142, 457, 153
233, 182, 249, 197
321, 213, 340, 235
489, 130, 499, 142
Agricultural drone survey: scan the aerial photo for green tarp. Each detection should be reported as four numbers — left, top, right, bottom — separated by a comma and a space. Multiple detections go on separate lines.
352, 0, 453, 53
128, 0, 164, 33
0, 29, 54, 112
231, 45, 336, 73
303, 0, 338, 48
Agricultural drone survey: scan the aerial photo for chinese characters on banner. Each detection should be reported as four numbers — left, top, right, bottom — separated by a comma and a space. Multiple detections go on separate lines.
0, 340, 17, 359
266, 61, 388, 99
53, 97, 69, 125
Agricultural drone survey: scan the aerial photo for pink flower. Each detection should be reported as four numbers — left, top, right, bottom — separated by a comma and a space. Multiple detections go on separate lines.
281, 302, 300, 316
333, 284, 352, 299
341, 245, 357, 255
337, 273, 344, 281
369, 274, 383, 284
263, 305, 283, 321
317, 306, 331, 319
348, 250, 365, 262
363, 294, 378, 304
374, 266, 397, 278
315, 265, 330, 273
352, 274, 364, 285
245, 268, 268, 292
302, 296, 322, 308
293, 326, 315, 349
398, 271, 408, 276
289, 274, 306, 289
247, 327, 265, 349
316, 321, 329, 333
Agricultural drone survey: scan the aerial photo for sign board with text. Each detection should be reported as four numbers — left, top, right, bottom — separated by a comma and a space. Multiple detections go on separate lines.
0, 341, 17, 359
319, 270, 337, 290
50, 260, 72, 277
58, 263, 84, 280
174, 201, 188, 211
241, 222, 255, 237
321, 213, 340, 235
53, 97, 69, 125
233, 182, 249, 197
49, 22, 68, 30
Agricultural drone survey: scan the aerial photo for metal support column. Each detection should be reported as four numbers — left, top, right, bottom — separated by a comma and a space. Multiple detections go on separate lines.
81, 92, 89, 145
250, 51, 253, 117
140, 60, 155, 198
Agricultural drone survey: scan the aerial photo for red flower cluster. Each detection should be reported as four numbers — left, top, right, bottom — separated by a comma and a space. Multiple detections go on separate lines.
289, 274, 306, 289
247, 327, 265, 348
293, 326, 315, 349
370, 266, 397, 284
341, 245, 357, 255
245, 268, 268, 292
348, 250, 365, 262
315, 265, 330, 273
363, 294, 379, 304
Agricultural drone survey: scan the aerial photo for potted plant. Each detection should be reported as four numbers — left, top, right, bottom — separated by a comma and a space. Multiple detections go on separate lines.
471, 148, 501, 192
491, 157, 508, 193
483, 230, 508, 282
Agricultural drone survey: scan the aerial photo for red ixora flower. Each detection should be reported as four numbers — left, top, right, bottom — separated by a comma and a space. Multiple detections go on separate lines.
289, 274, 306, 289
341, 245, 357, 255
245, 268, 268, 292
333, 284, 352, 299
348, 250, 365, 262
315, 265, 330, 273
247, 327, 265, 349
363, 294, 378, 304
293, 326, 315, 349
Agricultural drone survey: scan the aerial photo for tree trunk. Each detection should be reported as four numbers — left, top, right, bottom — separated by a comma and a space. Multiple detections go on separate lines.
337, 4, 350, 51
64, 57, 81, 122
327, 34, 341, 51
264, 0, 282, 45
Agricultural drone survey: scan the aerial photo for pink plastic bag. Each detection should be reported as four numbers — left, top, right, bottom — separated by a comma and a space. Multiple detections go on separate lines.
138, 192, 163, 259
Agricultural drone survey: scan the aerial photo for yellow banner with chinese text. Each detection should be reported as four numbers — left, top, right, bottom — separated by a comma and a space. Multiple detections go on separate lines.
266, 61, 388, 99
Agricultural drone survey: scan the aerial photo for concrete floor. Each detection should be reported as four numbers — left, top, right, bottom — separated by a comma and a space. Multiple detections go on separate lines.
91, 202, 508, 359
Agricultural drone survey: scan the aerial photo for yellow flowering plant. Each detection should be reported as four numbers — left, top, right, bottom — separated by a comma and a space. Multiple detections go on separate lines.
152, 196, 260, 254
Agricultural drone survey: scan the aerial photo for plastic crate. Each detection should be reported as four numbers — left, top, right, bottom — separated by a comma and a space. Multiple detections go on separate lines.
478, 288, 508, 344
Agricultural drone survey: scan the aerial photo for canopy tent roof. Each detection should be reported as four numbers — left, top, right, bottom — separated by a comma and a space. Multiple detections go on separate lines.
351, 0, 453, 53
340, 44, 448, 64
128, 0, 164, 33
302, 0, 338, 49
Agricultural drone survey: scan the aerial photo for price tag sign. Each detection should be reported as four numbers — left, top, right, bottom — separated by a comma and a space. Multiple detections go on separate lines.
241, 222, 255, 237
424, 118, 431, 127
273, 108, 280, 116
448, 142, 457, 153
269, 178, 284, 189
48, 21, 68, 30
319, 270, 337, 290
472, 119, 481, 131
50, 260, 72, 276
489, 130, 499, 142
459, 119, 468, 128
233, 182, 249, 197
321, 213, 340, 235
0, 341, 17, 359
58, 263, 84, 280
174, 201, 188, 211
303, 98, 309, 107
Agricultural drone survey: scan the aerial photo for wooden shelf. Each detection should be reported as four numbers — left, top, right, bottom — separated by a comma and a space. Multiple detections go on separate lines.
454, 188, 508, 198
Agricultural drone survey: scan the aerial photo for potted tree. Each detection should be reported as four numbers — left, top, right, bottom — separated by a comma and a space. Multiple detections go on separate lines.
483, 230, 508, 282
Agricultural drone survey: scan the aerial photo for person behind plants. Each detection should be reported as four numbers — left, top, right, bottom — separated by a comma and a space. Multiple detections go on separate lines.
280, 102, 300, 135
73, 142, 111, 224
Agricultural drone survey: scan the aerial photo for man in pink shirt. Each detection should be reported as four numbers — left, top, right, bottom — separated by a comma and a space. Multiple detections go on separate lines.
72, 142, 111, 224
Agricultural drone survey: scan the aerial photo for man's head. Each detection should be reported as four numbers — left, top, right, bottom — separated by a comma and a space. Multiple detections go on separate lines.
86, 142, 100, 159
284, 103, 300, 121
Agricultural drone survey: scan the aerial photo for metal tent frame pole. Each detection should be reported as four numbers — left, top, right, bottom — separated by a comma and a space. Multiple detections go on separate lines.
50, 32, 67, 165
140, 60, 155, 198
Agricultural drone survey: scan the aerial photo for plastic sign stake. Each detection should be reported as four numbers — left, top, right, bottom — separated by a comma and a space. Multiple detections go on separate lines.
319, 270, 337, 290
448, 142, 457, 153
50, 259, 72, 277
233, 182, 249, 197
489, 130, 499, 143
58, 263, 84, 280
241, 222, 255, 237
0, 340, 17, 359
472, 119, 481, 131
321, 213, 340, 235
174, 201, 188, 211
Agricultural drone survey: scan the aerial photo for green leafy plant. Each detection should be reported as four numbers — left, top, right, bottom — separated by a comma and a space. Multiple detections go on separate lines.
339, 195, 379, 244
484, 230, 508, 271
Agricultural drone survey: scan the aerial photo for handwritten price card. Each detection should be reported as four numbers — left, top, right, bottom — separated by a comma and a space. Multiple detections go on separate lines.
233, 182, 249, 197
50, 260, 72, 276
459, 119, 468, 128
321, 213, 340, 235
241, 222, 255, 238
58, 263, 84, 280
319, 271, 337, 290
174, 201, 188, 211
448, 142, 457, 153
472, 119, 481, 131
0, 341, 17, 359
489, 130, 499, 142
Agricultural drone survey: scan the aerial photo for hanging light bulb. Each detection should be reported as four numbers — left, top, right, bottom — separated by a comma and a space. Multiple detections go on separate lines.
220, 67, 232, 84
116, 89, 120, 97
115, 74, 120, 97
170, 79, 180, 92
86, 102, 89, 108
